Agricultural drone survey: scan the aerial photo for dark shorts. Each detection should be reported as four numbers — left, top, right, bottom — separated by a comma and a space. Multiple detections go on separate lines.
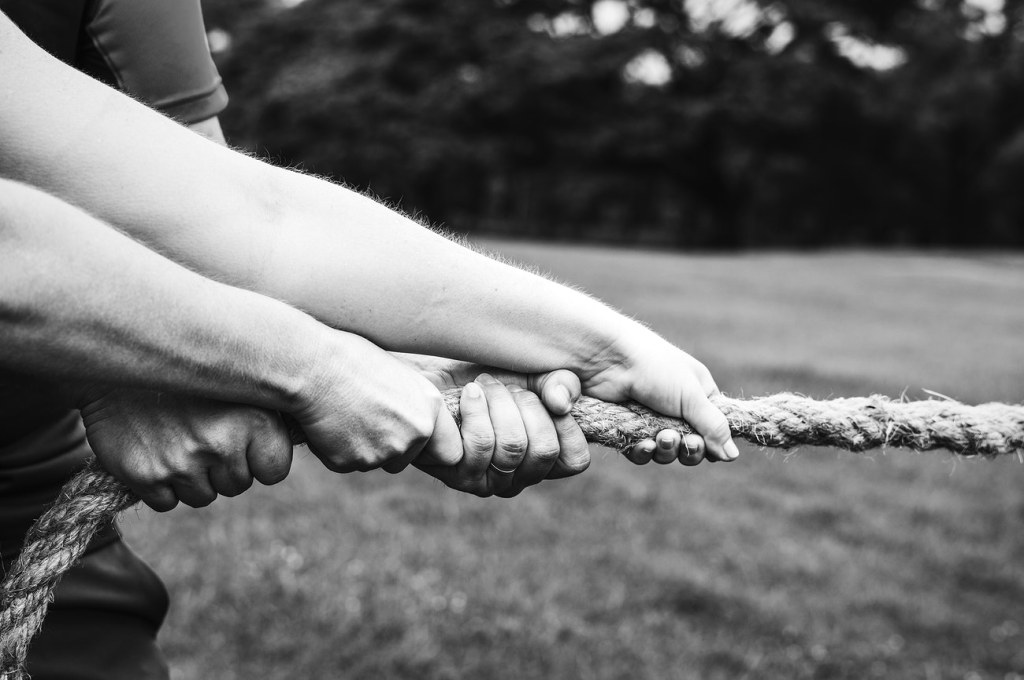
25, 532, 171, 680
1, 410, 170, 680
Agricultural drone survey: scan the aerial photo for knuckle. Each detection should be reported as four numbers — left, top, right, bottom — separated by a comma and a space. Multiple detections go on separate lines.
463, 429, 495, 453
353, 441, 397, 469
420, 387, 444, 413
531, 438, 560, 463
409, 414, 436, 443
353, 452, 381, 472
133, 459, 167, 487
512, 390, 543, 408
385, 434, 421, 461
199, 425, 235, 456
496, 435, 528, 458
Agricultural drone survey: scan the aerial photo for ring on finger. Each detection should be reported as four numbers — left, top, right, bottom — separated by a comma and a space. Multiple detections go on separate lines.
489, 462, 517, 476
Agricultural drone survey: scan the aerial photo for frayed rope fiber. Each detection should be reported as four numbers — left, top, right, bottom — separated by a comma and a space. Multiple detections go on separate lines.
3, 390, 1023, 678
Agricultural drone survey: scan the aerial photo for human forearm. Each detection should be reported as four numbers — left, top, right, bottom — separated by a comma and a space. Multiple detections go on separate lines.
0, 17, 636, 376
253, 175, 640, 373
0, 17, 737, 461
0, 179, 323, 411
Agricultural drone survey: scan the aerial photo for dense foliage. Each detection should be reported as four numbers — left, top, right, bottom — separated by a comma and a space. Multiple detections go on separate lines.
204, 0, 1024, 248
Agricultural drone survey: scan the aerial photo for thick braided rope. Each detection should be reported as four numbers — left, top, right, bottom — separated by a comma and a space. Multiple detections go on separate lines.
0, 460, 136, 679
2, 392, 1023, 678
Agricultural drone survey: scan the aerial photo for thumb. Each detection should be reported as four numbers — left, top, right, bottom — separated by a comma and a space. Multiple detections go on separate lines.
416, 405, 463, 466
529, 369, 581, 416
681, 386, 739, 462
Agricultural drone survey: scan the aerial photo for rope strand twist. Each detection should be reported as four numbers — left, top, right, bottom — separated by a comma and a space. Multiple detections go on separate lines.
2, 391, 1022, 679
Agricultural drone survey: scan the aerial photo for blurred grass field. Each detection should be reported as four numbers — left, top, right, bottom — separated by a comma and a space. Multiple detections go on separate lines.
121, 244, 1024, 680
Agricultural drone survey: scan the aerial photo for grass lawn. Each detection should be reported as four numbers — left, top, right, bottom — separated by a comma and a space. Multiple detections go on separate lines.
120, 244, 1024, 680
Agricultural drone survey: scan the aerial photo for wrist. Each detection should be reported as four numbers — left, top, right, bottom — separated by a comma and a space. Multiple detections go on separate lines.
569, 306, 654, 381
219, 283, 343, 414
275, 317, 344, 415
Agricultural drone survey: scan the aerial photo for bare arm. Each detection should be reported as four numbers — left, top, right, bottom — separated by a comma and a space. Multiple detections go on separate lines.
0, 15, 631, 369
0, 14, 737, 461
0, 179, 463, 481
0, 178, 315, 409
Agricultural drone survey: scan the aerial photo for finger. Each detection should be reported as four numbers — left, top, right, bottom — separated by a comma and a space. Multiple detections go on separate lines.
460, 368, 582, 416
101, 457, 180, 512
682, 386, 739, 462
138, 483, 179, 513
622, 439, 656, 466
171, 473, 218, 508
507, 385, 560, 488
653, 429, 681, 464
208, 463, 254, 497
412, 462, 492, 498
531, 369, 582, 416
678, 433, 706, 467
455, 381, 495, 482
477, 375, 529, 471
247, 413, 294, 485
380, 445, 421, 474
545, 412, 591, 479
417, 401, 463, 467
476, 374, 528, 496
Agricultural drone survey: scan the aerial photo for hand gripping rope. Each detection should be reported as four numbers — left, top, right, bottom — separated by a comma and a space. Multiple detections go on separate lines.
2, 390, 1022, 678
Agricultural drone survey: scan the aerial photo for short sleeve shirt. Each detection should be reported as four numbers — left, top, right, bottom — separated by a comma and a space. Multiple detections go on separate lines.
0, 0, 228, 123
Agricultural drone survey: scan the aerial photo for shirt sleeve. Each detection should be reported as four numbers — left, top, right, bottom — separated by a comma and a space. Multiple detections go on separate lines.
83, 0, 228, 124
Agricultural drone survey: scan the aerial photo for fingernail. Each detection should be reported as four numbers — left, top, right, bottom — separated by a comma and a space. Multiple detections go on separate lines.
464, 382, 483, 399
658, 437, 674, 450
725, 441, 740, 460
555, 385, 572, 412
507, 384, 524, 393
640, 440, 656, 454
477, 373, 498, 385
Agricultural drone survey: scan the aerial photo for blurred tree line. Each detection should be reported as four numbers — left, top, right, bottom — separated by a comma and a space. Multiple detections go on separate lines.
203, 0, 1024, 248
